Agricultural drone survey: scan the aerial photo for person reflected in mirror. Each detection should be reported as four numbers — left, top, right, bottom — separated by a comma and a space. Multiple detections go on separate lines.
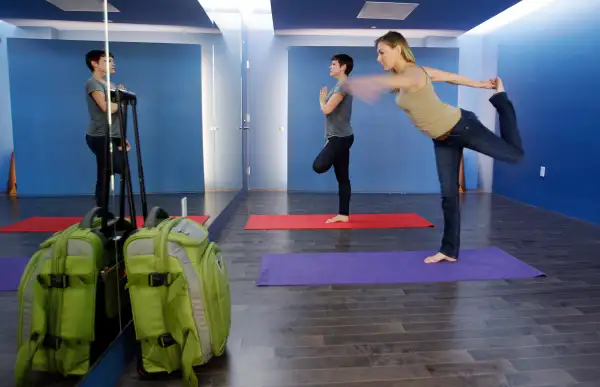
84, 50, 131, 208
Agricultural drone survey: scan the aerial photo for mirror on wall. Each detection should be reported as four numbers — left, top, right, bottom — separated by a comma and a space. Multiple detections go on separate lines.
0, 9, 132, 387
204, 20, 244, 224
86, 0, 245, 382
87, 0, 246, 383
2, 0, 245, 382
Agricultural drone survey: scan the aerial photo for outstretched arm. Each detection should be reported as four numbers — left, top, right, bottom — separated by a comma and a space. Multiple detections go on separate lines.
366, 67, 422, 90
341, 67, 427, 102
422, 67, 493, 89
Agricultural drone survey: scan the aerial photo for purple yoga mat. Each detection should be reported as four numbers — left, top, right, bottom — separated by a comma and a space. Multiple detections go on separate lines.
256, 247, 545, 286
0, 257, 28, 291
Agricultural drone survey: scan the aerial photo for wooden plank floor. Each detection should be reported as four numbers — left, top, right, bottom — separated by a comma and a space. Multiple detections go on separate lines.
116, 191, 600, 387
0, 192, 235, 387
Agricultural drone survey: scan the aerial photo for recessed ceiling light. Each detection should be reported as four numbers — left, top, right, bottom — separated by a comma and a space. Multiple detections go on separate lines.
46, 0, 120, 12
370, 26, 377, 28
358, 2, 419, 20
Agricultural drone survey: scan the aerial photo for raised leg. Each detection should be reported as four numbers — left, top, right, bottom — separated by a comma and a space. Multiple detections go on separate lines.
313, 140, 337, 174
461, 80, 524, 164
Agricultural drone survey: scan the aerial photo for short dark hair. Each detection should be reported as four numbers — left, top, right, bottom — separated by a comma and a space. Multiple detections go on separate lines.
85, 50, 114, 72
331, 54, 353, 75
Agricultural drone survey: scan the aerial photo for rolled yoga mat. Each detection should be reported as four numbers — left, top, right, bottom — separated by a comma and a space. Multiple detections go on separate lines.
256, 247, 545, 286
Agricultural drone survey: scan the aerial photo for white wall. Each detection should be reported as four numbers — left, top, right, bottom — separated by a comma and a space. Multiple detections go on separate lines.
246, 33, 461, 190
0, 22, 242, 191
457, 35, 499, 192
209, 28, 243, 191
0, 22, 20, 189
246, 30, 288, 190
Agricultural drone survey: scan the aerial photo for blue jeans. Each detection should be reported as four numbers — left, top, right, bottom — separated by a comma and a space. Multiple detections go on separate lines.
433, 92, 523, 259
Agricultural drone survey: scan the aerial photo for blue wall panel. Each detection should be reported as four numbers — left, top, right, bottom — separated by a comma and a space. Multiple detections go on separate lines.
492, 0, 600, 224
7, 38, 203, 196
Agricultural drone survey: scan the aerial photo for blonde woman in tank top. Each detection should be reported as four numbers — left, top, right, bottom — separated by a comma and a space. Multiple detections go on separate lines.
343, 31, 524, 264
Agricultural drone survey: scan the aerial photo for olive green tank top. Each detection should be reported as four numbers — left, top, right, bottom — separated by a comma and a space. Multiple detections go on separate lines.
395, 67, 461, 139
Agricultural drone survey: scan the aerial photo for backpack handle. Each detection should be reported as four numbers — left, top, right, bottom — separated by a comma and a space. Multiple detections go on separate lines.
80, 207, 113, 229
144, 206, 170, 228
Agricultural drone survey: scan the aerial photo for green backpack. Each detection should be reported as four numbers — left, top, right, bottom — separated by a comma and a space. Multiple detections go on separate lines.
15, 208, 132, 386
124, 207, 231, 387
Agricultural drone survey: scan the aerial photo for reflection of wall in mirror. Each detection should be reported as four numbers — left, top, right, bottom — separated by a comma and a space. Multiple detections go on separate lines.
0, 26, 233, 194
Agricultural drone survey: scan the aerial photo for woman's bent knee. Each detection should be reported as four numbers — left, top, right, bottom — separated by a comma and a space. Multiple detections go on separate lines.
313, 160, 329, 174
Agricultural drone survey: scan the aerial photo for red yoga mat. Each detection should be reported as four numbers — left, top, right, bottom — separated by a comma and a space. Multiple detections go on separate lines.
0, 215, 209, 233
245, 213, 435, 230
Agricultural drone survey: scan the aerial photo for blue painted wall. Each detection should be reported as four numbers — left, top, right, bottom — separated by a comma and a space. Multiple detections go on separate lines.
7, 38, 204, 196
287, 46, 464, 193
491, 0, 600, 224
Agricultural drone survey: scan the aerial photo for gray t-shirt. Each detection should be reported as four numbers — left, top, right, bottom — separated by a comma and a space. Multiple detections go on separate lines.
85, 77, 120, 138
325, 81, 353, 138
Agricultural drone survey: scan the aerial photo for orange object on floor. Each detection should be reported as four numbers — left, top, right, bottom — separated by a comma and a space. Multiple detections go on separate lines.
6, 152, 16, 196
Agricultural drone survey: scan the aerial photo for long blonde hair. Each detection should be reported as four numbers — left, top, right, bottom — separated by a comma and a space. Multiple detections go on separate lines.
375, 31, 416, 93
375, 31, 416, 65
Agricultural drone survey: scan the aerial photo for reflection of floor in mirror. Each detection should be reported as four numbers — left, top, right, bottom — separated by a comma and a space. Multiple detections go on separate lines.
0, 292, 20, 387
117, 192, 600, 387
0, 192, 237, 387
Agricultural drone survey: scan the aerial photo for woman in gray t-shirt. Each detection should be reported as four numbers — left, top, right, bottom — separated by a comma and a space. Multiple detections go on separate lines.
312, 54, 355, 224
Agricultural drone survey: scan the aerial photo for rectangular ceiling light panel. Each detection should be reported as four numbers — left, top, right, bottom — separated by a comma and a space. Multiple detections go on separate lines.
46, 0, 120, 12
357, 1, 419, 20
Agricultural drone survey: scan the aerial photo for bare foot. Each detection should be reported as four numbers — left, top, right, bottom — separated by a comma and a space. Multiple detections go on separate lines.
494, 77, 505, 93
326, 214, 349, 224
424, 252, 457, 263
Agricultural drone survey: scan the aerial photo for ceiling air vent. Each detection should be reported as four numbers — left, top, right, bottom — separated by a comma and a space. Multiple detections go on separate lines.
357, 2, 419, 20
46, 0, 120, 12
